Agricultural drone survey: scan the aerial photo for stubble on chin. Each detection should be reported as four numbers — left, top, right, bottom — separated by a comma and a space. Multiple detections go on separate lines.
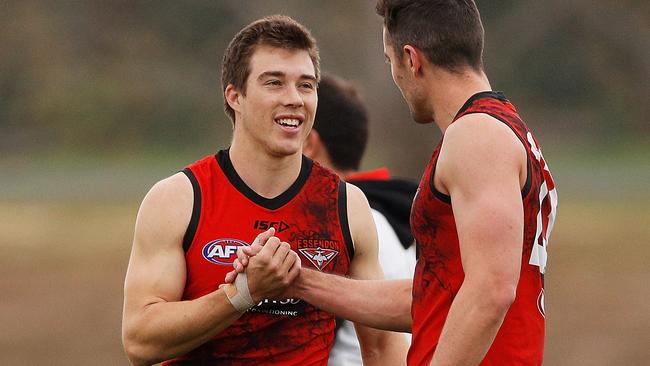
406, 96, 433, 124
411, 110, 431, 124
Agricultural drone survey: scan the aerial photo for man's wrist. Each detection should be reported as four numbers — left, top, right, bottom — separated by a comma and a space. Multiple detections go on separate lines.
292, 268, 313, 298
224, 273, 256, 312
223, 283, 238, 299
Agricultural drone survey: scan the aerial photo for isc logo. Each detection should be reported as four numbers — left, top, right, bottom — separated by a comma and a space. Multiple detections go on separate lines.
202, 239, 248, 265
253, 220, 289, 232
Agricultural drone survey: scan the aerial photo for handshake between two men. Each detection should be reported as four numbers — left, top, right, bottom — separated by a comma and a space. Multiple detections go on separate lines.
220, 227, 413, 336
220, 228, 302, 312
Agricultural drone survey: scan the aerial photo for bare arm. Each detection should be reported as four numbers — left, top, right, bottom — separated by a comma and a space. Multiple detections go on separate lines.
227, 186, 413, 333
429, 114, 527, 366
296, 184, 409, 365
122, 174, 298, 365
292, 270, 412, 332
122, 173, 241, 365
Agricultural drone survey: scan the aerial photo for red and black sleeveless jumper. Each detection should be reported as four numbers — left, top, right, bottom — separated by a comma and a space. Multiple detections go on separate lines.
408, 91, 558, 366
164, 150, 355, 365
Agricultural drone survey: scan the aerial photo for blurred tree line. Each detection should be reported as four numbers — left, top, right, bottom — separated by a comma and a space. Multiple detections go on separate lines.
1, 0, 648, 173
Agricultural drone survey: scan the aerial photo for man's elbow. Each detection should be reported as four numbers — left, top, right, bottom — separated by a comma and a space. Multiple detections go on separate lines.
483, 282, 517, 318
123, 332, 162, 366
396, 311, 412, 333
360, 332, 409, 365
360, 347, 382, 363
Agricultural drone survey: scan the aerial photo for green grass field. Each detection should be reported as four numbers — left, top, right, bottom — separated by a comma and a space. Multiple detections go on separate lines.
1, 151, 648, 365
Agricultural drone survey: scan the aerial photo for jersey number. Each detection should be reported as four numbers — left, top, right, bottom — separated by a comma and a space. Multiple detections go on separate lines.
527, 132, 558, 274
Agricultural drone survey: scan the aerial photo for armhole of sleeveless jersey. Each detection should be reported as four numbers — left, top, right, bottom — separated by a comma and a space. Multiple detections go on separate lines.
428, 154, 452, 205
455, 111, 533, 199
181, 168, 201, 253
338, 180, 355, 261
522, 156, 532, 198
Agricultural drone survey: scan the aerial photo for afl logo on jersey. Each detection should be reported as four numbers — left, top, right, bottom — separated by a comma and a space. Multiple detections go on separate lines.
202, 239, 248, 265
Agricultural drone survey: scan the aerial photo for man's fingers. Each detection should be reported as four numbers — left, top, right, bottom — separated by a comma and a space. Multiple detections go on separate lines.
225, 234, 269, 285
244, 239, 303, 300
236, 243, 264, 268
236, 247, 250, 266
242, 245, 262, 257
258, 236, 281, 257
271, 242, 291, 266
286, 253, 302, 282
233, 258, 244, 272
254, 227, 276, 246
224, 269, 237, 284
278, 245, 298, 274
224, 257, 246, 284
241, 227, 275, 265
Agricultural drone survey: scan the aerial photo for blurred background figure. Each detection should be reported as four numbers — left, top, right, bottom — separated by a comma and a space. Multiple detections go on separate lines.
304, 74, 417, 366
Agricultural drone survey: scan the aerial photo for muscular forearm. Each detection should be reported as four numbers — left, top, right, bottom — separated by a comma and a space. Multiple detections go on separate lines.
123, 288, 242, 365
292, 268, 412, 332
429, 281, 515, 366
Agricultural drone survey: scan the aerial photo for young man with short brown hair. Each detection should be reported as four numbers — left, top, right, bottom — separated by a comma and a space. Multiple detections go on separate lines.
122, 15, 407, 366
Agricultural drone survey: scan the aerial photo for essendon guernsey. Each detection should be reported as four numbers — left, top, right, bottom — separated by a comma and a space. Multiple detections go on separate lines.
408, 92, 557, 366
163, 150, 354, 365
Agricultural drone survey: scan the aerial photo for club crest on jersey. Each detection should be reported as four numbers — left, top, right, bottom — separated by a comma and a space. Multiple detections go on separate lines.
298, 247, 338, 271
202, 239, 248, 265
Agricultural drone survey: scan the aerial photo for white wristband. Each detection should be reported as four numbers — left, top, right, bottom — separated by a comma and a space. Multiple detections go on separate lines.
226, 272, 256, 312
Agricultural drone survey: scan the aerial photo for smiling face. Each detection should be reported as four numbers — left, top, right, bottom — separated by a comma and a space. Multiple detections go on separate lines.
228, 45, 318, 158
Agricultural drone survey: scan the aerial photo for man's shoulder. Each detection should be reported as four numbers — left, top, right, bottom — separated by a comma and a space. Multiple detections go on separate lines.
436, 113, 526, 195
140, 173, 194, 225
151, 172, 193, 199
133, 172, 194, 253
442, 113, 525, 164
448, 112, 514, 139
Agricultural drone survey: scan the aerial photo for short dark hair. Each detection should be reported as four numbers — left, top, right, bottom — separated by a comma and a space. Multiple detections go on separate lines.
312, 74, 368, 171
221, 15, 320, 123
376, 0, 484, 72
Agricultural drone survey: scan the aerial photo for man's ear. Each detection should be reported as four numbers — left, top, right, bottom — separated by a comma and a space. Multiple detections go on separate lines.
224, 84, 242, 113
303, 130, 323, 160
403, 45, 423, 76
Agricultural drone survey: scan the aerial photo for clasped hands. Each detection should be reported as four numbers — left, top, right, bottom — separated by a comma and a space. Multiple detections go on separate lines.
223, 228, 301, 303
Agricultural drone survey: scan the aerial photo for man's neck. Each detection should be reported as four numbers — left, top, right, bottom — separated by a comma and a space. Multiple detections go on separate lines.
428, 68, 492, 133
229, 138, 303, 199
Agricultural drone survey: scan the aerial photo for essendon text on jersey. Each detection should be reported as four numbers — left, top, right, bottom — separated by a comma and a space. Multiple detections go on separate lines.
201, 238, 248, 265
297, 238, 341, 271
296, 238, 339, 249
